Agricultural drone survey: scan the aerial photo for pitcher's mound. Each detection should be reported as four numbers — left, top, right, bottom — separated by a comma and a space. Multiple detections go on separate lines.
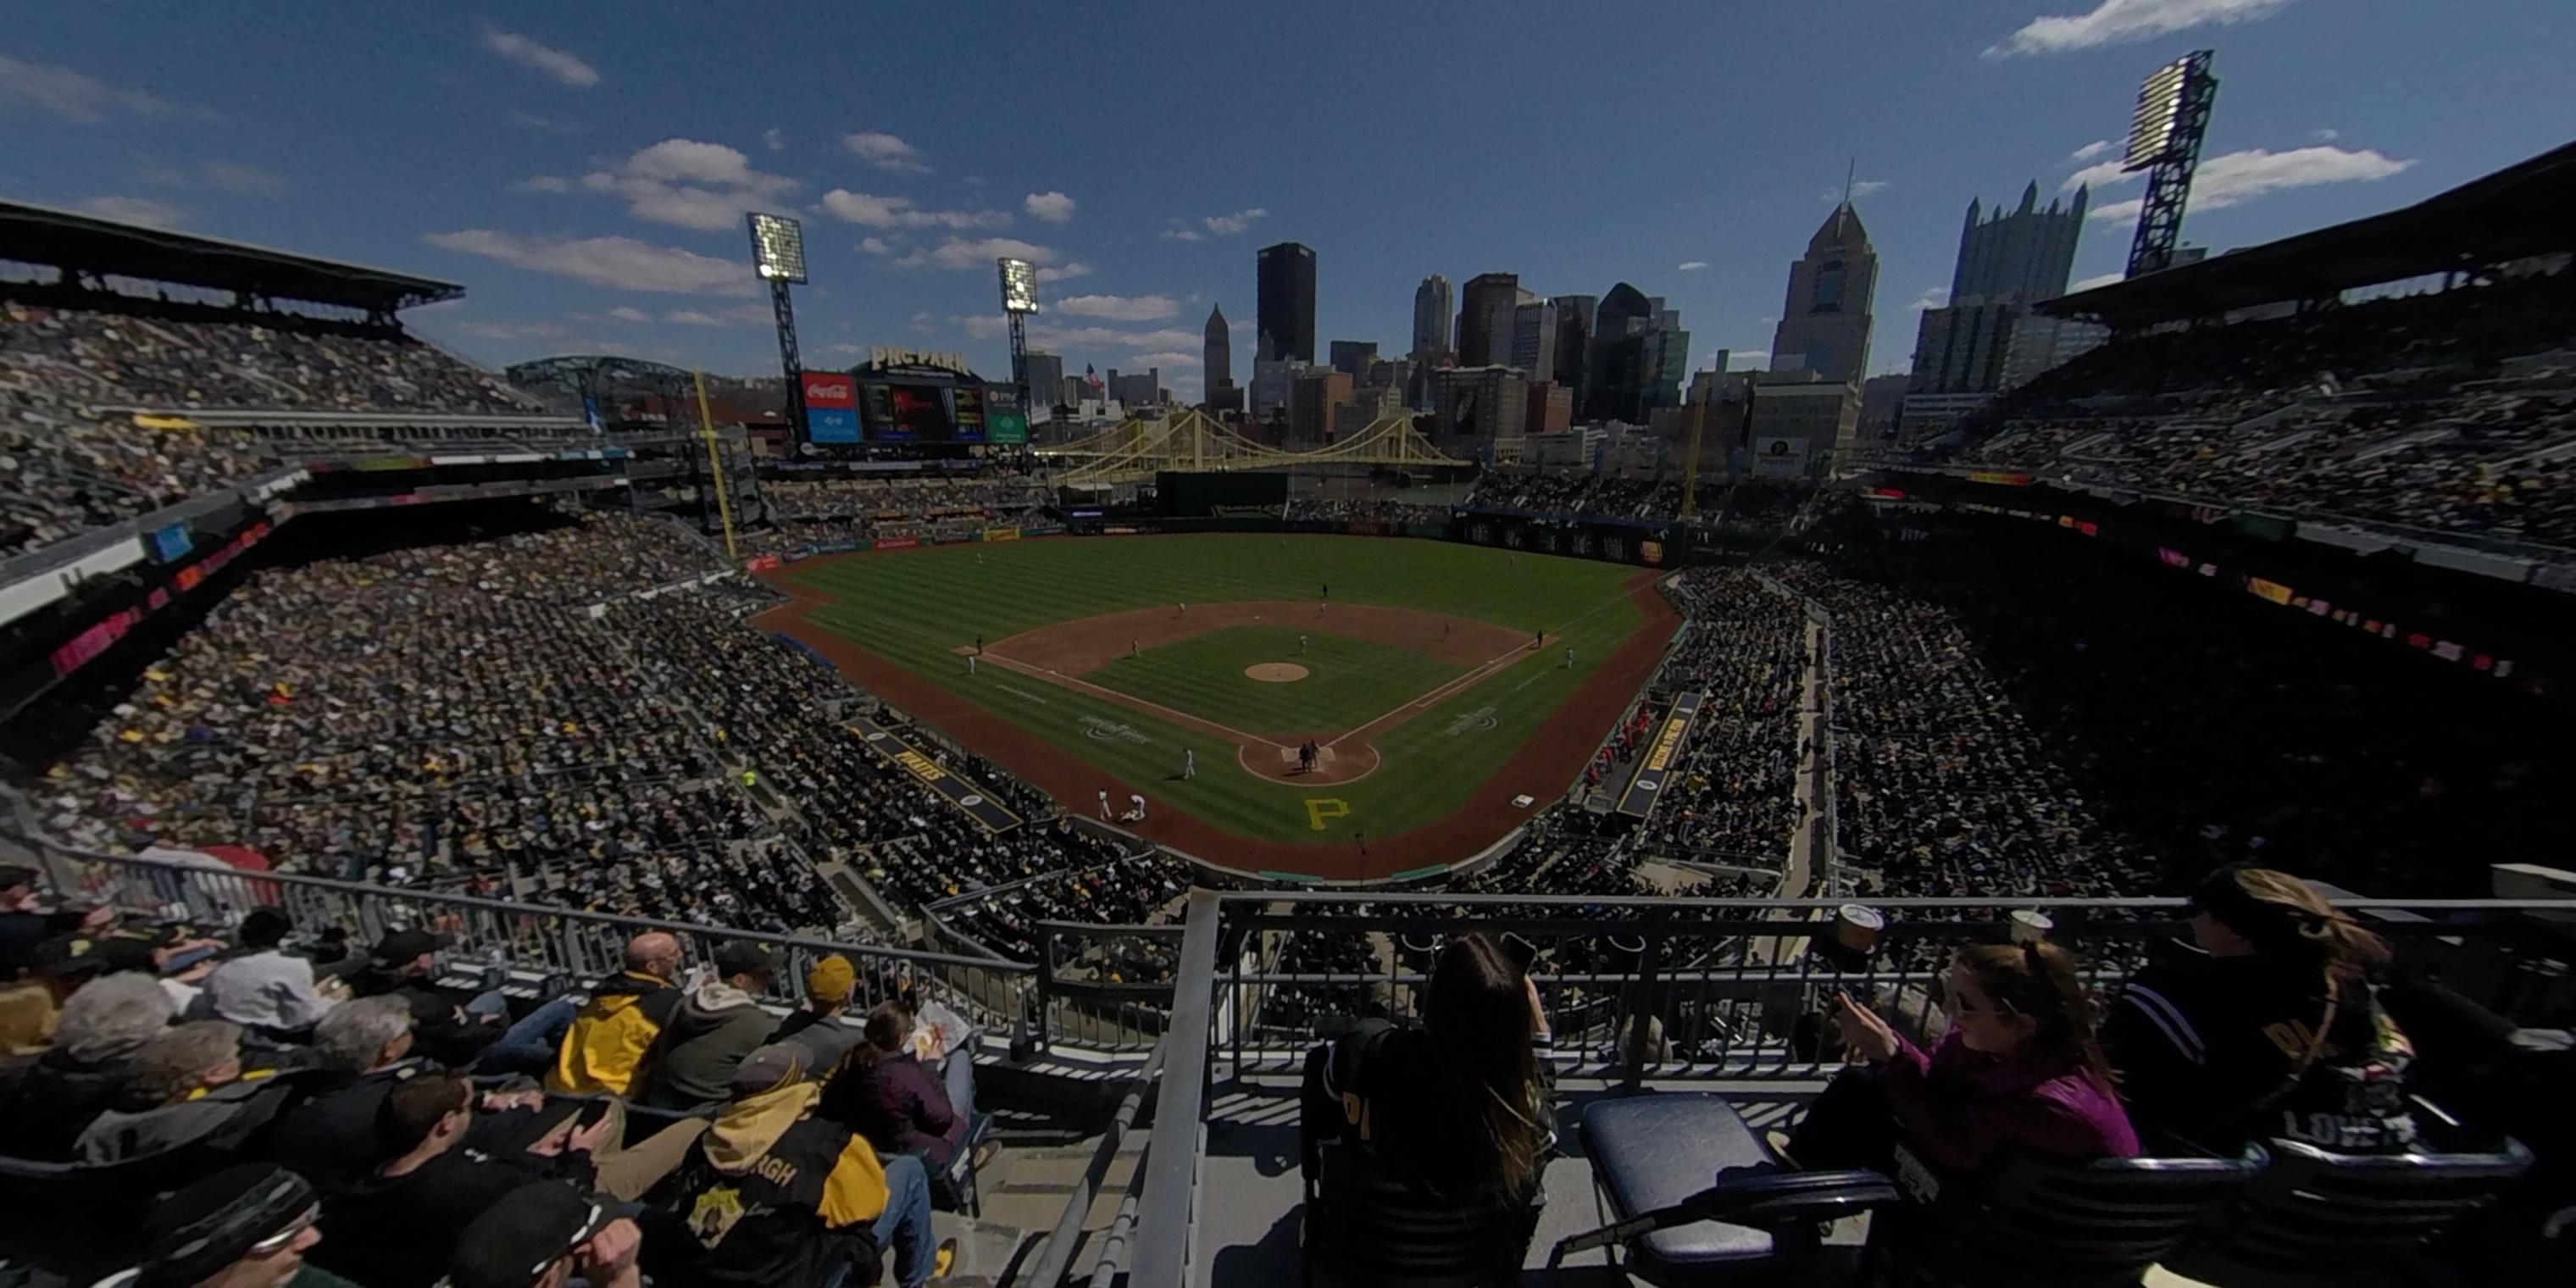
1245, 663, 1309, 683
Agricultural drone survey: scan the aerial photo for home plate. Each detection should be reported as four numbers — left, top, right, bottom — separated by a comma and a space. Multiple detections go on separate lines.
1276, 746, 1339, 765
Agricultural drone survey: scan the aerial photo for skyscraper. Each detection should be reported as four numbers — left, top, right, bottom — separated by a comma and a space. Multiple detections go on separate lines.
1455, 272, 1520, 369
1952, 181, 2087, 305
1411, 275, 1453, 360
1203, 303, 1231, 391
1256, 242, 1316, 364
1586, 283, 1656, 423
1329, 341, 1378, 380
1907, 181, 2089, 396
1022, 352, 1064, 410
1768, 202, 1879, 385
1550, 294, 1596, 414
1509, 300, 1558, 384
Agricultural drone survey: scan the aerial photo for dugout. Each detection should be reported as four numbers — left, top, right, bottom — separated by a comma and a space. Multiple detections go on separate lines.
1156, 470, 1288, 519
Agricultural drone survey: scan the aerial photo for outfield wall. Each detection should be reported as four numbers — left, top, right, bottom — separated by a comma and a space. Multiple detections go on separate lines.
747, 514, 1689, 574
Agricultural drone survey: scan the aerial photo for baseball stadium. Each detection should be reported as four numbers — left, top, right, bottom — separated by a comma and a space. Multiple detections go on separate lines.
4, 51, 2575, 1288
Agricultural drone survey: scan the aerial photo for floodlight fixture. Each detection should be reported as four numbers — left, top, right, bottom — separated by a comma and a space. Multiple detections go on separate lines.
747, 212, 808, 285
2124, 52, 2210, 172
998, 257, 1040, 314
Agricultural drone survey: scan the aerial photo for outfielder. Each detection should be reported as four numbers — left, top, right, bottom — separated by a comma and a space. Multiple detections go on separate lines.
1184, 748, 1196, 779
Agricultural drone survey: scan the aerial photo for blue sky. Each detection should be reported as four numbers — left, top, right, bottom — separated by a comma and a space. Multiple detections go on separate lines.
7, 0, 2571, 397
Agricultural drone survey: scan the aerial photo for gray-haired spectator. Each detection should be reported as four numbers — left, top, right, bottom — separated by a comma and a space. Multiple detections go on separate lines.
77, 1019, 298, 1169
0, 971, 176, 1158
267, 997, 429, 1191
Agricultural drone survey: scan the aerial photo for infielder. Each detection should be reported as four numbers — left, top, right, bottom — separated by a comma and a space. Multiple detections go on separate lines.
1297, 634, 1307, 656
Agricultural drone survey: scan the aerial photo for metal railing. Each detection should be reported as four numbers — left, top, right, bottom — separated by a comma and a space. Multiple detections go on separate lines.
15, 842, 1036, 1040
1126, 886, 2576, 1288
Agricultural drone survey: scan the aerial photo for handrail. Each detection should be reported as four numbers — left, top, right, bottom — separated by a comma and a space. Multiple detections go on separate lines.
1130, 891, 1223, 1288
1022, 1037, 1169, 1288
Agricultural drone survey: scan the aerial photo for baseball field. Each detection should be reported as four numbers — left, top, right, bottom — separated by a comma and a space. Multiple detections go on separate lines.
752, 534, 1678, 880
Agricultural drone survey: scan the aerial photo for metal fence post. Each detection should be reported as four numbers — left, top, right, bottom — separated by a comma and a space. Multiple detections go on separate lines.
1619, 912, 1668, 1095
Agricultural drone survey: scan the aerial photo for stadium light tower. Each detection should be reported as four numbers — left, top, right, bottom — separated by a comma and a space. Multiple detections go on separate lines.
747, 211, 810, 439
998, 256, 1040, 419
2119, 50, 2219, 279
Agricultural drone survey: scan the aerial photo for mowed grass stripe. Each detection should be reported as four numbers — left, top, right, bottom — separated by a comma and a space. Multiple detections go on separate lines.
779, 536, 1646, 847
1088, 626, 1463, 734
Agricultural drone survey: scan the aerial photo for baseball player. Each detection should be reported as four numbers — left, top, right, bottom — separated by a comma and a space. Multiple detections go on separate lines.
1297, 634, 1307, 656
1131, 639, 1140, 658
1183, 748, 1196, 779
1097, 789, 1112, 819
1565, 647, 1575, 668
1128, 792, 1147, 822
967, 653, 976, 675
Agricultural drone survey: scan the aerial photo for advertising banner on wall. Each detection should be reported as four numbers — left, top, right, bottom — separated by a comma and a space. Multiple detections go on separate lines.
1751, 436, 1811, 480
801, 370, 860, 443
986, 409, 1030, 444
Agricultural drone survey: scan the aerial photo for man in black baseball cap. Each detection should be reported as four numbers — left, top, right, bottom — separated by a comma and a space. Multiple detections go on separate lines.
446, 1181, 642, 1288
130, 1163, 347, 1288
637, 941, 780, 1110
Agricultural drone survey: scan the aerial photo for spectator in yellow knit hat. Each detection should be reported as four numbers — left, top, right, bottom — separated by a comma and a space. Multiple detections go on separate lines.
771, 955, 861, 1072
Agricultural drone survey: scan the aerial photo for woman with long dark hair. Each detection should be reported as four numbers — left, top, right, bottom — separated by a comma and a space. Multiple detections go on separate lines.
1300, 931, 1554, 1205
819, 1002, 970, 1170
2105, 864, 2421, 1152
1790, 940, 2140, 1174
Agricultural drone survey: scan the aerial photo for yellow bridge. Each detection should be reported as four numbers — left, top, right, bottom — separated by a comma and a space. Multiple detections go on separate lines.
1035, 409, 1467, 486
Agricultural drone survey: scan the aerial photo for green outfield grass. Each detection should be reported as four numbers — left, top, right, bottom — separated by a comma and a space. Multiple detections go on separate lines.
1087, 625, 1463, 736
789, 535, 1649, 850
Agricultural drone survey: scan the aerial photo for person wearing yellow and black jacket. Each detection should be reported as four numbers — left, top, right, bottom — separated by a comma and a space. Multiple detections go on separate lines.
546, 932, 684, 1097
652, 1043, 957, 1288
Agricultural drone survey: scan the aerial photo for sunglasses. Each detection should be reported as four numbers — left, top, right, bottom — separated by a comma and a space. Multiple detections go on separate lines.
249, 1205, 322, 1256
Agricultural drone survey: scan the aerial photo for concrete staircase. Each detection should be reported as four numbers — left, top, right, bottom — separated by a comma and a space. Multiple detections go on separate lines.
931, 1108, 1150, 1287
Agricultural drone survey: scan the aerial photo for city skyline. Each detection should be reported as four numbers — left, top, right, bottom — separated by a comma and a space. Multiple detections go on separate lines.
6, 1, 2563, 401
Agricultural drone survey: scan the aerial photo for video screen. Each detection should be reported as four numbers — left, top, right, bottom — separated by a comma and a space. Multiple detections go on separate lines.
864, 382, 957, 440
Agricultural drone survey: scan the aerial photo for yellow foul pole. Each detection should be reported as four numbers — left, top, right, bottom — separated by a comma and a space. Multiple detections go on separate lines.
693, 370, 739, 560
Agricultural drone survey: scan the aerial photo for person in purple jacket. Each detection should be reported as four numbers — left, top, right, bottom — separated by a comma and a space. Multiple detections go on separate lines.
819, 1002, 979, 1174
1786, 941, 2140, 1175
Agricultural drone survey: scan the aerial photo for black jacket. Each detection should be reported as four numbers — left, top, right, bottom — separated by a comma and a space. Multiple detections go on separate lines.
310, 1137, 597, 1288
0, 1046, 132, 1158
2105, 942, 2421, 1153
266, 1058, 439, 1191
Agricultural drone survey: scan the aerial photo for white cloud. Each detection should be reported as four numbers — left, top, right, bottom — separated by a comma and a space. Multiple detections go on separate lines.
1987, 0, 2295, 58
857, 236, 892, 255
508, 110, 581, 134
513, 175, 572, 194
1200, 208, 1268, 236
2062, 158, 2135, 192
763, 127, 786, 151
825, 341, 866, 356
1129, 351, 1199, 367
1725, 350, 1769, 370
1055, 294, 1179, 321
1822, 180, 1889, 202
924, 236, 1055, 271
480, 23, 601, 87
578, 138, 797, 230
605, 306, 652, 323
663, 304, 773, 327
844, 130, 930, 173
1037, 324, 1201, 352
1024, 190, 1077, 223
819, 189, 1008, 230
1034, 261, 1091, 283
76, 195, 184, 228
2312, 128, 2339, 142
455, 319, 569, 341
200, 160, 286, 195
1909, 286, 1951, 314
1677, 261, 1710, 271
0, 53, 172, 124
2070, 139, 2117, 164
2070, 271, 2128, 291
1159, 225, 1203, 242
2086, 144, 2416, 223
422, 230, 756, 295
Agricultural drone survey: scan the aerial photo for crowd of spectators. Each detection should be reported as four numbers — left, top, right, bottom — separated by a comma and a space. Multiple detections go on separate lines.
0, 875, 991, 1288
1954, 267, 2576, 547
741, 473, 1052, 554
1462, 469, 1819, 535
1629, 569, 1808, 859
1280, 495, 1452, 524
27, 510, 847, 935
2, 292, 545, 558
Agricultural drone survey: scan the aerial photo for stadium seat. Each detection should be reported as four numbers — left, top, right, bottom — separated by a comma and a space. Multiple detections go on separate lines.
2159, 1135, 2535, 1287
1302, 1136, 1541, 1287
1863, 1138, 2264, 1288
1551, 1094, 1896, 1287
